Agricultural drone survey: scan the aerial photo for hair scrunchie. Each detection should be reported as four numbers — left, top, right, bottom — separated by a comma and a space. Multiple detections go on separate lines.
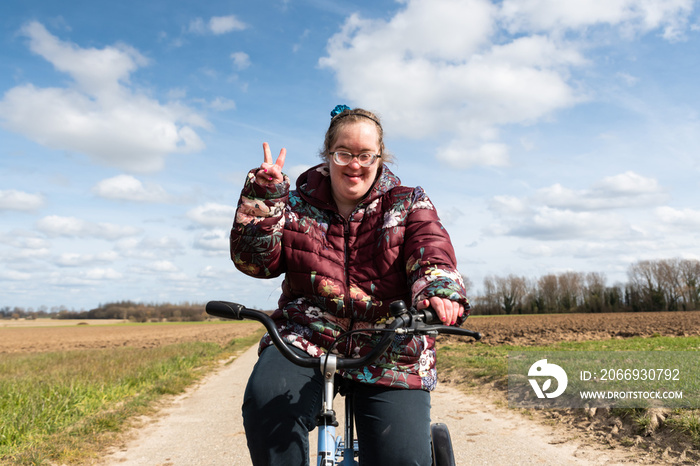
330, 104, 351, 118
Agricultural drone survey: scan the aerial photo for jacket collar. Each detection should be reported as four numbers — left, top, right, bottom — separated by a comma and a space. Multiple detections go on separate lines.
296, 163, 401, 212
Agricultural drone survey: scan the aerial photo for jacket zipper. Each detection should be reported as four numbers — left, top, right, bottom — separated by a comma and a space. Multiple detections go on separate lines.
342, 217, 355, 356
343, 219, 351, 289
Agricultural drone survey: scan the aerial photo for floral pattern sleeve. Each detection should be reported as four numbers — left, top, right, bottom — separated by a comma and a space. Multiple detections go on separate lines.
230, 169, 289, 278
403, 187, 470, 322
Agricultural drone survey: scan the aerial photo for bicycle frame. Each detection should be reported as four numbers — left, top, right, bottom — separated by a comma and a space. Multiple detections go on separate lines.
317, 353, 341, 466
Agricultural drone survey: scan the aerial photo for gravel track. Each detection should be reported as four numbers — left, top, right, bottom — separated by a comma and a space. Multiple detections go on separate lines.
101, 345, 638, 466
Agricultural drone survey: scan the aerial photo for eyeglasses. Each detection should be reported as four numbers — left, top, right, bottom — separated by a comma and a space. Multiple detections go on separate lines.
331, 151, 381, 167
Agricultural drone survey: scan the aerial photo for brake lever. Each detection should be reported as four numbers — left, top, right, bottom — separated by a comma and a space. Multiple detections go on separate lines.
396, 322, 481, 340
389, 300, 482, 341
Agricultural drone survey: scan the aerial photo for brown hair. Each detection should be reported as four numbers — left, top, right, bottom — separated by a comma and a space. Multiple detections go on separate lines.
320, 107, 393, 164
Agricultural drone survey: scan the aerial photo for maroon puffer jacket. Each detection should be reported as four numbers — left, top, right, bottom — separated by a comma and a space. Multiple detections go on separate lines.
231, 163, 469, 390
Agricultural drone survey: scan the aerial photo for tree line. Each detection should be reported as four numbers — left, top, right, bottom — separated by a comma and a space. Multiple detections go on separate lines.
1, 301, 209, 322
469, 258, 700, 315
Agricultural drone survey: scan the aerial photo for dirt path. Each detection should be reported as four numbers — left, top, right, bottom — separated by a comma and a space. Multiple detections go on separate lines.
100, 345, 638, 466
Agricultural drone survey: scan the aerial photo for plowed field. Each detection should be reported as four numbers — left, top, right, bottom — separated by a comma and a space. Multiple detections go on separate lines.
0, 321, 261, 354
458, 311, 700, 346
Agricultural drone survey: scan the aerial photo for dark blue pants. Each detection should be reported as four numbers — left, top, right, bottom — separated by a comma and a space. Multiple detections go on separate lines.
242, 346, 432, 466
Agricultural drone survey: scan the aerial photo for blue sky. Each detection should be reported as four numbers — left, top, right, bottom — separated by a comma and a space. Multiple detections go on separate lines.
2, 0, 699, 312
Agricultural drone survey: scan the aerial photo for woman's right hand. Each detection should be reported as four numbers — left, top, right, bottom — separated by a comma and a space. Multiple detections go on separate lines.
417, 296, 464, 326
255, 142, 286, 186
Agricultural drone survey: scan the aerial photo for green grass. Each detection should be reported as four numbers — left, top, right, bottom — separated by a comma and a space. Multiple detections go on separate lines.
666, 409, 700, 445
439, 335, 700, 383
0, 329, 263, 465
438, 335, 700, 448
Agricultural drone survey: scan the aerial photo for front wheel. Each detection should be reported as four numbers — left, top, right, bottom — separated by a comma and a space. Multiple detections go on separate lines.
431, 423, 456, 466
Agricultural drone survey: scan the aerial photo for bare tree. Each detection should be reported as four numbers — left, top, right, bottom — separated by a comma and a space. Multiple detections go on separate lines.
475, 275, 501, 315
495, 274, 528, 314
678, 259, 700, 310
628, 260, 665, 311
536, 274, 559, 313
655, 258, 683, 311
626, 258, 700, 311
462, 275, 474, 298
605, 283, 625, 312
584, 272, 607, 313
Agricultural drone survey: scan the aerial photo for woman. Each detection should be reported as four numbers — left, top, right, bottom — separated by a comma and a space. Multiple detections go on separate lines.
231, 105, 469, 465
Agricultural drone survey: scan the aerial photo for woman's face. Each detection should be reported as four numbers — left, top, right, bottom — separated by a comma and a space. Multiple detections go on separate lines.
328, 121, 381, 213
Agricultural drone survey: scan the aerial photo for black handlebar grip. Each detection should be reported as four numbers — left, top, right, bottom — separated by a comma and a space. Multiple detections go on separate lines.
420, 308, 441, 325
205, 301, 245, 320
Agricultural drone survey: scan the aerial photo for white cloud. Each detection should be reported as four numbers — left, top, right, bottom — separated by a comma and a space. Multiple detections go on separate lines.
515, 243, 554, 258
144, 260, 180, 272
83, 268, 123, 280
0, 22, 208, 173
0, 231, 51, 263
210, 97, 237, 111
36, 215, 141, 239
198, 265, 219, 278
141, 236, 184, 251
189, 15, 247, 35
187, 203, 236, 228
594, 171, 663, 195
231, 51, 251, 70
55, 251, 119, 267
655, 206, 700, 229
128, 260, 187, 281
320, 0, 695, 169
500, 0, 694, 40
193, 229, 229, 253
0, 189, 45, 211
487, 172, 669, 240
0, 247, 50, 263
210, 15, 247, 34
534, 172, 667, 210
0, 232, 50, 250
489, 195, 530, 215
507, 207, 628, 240
45, 267, 123, 286
188, 18, 207, 34
320, 0, 583, 168
616, 72, 639, 86
0, 269, 32, 281
93, 175, 170, 202
115, 236, 184, 259
439, 140, 510, 167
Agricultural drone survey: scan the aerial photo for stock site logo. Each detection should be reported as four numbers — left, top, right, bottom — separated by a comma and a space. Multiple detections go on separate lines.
528, 359, 568, 399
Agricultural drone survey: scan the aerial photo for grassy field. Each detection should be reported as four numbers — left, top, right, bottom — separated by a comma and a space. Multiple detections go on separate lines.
438, 335, 700, 457
0, 327, 264, 465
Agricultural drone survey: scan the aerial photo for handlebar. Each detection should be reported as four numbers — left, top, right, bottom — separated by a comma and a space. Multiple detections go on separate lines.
206, 300, 481, 370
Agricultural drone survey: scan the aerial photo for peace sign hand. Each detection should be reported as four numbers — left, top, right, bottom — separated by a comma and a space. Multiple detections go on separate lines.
255, 142, 286, 186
